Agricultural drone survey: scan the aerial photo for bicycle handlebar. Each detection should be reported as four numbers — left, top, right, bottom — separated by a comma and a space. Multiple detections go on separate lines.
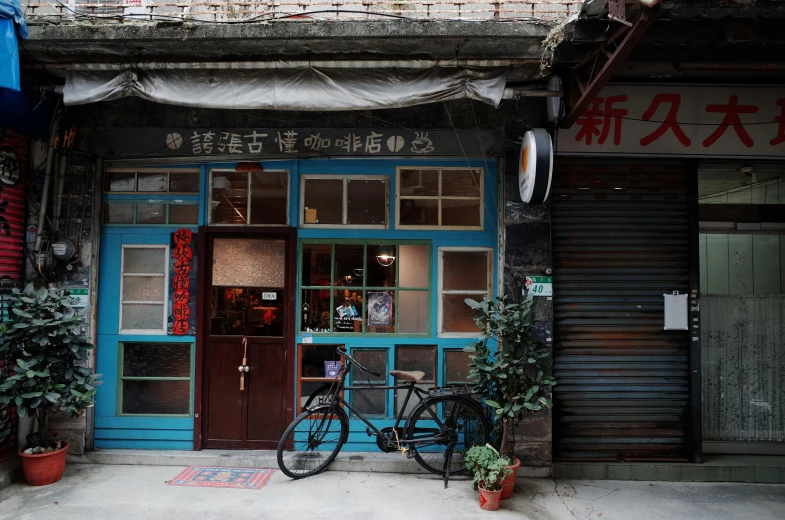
336, 347, 382, 378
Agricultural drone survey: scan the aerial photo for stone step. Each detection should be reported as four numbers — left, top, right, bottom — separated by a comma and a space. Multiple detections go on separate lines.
0, 456, 22, 493
554, 455, 785, 484
67, 449, 550, 477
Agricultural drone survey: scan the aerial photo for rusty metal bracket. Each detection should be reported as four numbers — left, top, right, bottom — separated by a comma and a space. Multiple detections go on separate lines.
562, 8, 655, 128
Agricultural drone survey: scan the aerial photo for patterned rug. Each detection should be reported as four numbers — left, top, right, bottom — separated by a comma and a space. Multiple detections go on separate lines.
168, 466, 274, 490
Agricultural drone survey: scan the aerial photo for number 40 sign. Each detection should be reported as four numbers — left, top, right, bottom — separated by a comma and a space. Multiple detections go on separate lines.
525, 276, 553, 297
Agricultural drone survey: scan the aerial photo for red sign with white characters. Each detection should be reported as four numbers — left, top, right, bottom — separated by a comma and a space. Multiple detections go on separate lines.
558, 84, 785, 158
168, 228, 197, 336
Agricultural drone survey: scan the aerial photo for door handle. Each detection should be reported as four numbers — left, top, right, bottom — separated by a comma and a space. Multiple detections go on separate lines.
239, 336, 249, 391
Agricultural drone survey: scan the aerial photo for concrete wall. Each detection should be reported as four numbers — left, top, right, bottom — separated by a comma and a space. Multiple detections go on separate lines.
502, 146, 554, 473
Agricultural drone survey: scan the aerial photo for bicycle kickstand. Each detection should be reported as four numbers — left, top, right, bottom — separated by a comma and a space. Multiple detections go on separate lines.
442, 441, 457, 489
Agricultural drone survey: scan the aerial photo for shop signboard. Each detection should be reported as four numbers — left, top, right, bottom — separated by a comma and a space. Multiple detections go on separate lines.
168, 228, 198, 336
92, 128, 503, 159
518, 128, 554, 205
558, 84, 785, 159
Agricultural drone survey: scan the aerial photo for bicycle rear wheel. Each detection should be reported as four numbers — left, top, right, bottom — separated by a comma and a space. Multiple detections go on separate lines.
277, 404, 349, 479
406, 395, 489, 476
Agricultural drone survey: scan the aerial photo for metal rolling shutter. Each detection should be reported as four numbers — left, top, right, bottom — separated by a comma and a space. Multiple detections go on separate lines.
552, 160, 692, 462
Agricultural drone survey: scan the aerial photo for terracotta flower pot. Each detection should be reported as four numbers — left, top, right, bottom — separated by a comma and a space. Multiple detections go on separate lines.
19, 442, 68, 486
500, 457, 521, 499
479, 487, 503, 511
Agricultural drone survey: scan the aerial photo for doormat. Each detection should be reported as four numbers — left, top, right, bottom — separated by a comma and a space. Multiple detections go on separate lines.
168, 466, 274, 490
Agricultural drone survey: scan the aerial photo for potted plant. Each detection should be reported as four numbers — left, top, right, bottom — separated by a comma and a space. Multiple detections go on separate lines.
464, 295, 556, 499
464, 444, 512, 511
0, 284, 101, 486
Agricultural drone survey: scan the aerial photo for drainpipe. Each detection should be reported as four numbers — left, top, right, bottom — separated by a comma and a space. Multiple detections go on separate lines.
52, 152, 68, 233
34, 118, 60, 252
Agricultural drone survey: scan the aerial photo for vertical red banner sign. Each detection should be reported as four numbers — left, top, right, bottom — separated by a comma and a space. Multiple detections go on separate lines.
168, 228, 197, 336
0, 129, 28, 462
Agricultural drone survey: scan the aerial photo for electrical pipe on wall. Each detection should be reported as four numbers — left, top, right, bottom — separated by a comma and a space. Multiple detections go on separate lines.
52, 152, 67, 233
34, 118, 60, 252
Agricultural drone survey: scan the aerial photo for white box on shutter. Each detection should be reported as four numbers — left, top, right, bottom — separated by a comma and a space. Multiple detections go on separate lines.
663, 292, 688, 330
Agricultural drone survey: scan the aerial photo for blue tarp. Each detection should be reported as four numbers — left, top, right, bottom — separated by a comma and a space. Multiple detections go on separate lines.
0, 0, 27, 92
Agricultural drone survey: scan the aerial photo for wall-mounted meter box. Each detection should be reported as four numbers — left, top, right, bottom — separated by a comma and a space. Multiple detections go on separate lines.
663, 291, 688, 330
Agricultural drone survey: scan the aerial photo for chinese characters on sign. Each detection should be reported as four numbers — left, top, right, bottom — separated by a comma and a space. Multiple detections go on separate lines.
559, 85, 785, 158
168, 228, 198, 336
181, 130, 435, 156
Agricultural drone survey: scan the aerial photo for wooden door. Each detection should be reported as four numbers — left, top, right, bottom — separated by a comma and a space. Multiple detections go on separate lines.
199, 229, 295, 450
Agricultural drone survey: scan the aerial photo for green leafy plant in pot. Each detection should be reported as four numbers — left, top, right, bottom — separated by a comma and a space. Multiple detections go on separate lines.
464, 295, 556, 499
464, 444, 512, 511
0, 284, 101, 486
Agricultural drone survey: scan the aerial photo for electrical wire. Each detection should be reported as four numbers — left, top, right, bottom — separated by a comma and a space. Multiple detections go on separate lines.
44, 1, 550, 25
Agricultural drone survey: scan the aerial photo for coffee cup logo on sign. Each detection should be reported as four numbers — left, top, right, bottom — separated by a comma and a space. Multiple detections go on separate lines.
518, 129, 554, 205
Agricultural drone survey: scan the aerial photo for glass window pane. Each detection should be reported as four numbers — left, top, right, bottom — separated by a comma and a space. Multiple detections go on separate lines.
366, 291, 395, 334
106, 171, 135, 192
122, 275, 165, 301
303, 179, 343, 225
399, 245, 429, 288
398, 291, 428, 334
442, 294, 481, 333
301, 244, 332, 287
104, 203, 134, 224
122, 380, 189, 415
136, 203, 166, 224
210, 288, 284, 336
347, 179, 387, 225
121, 303, 164, 330
395, 346, 436, 381
445, 350, 474, 383
334, 290, 363, 333
211, 172, 248, 224
442, 199, 481, 227
169, 204, 199, 225
352, 350, 387, 384
352, 388, 386, 417
334, 244, 365, 288
399, 199, 438, 226
442, 251, 489, 291
399, 169, 438, 196
251, 172, 288, 225
123, 247, 166, 274
442, 169, 481, 197
137, 171, 168, 192
169, 171, 199, 193
301, 345, 342, 379
366, 245, 396, 287
212, 238, 285, 288
301, 288, 332, 332
123, 343, 191, 378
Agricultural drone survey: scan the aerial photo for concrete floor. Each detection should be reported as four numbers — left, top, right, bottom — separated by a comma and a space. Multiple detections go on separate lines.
1, 464, 784, 520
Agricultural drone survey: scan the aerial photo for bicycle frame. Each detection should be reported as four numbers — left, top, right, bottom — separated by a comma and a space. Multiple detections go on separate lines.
318, 355, 449, 446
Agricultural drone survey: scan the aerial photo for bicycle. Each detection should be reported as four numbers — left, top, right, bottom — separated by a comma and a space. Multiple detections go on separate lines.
276, 347, 490, 487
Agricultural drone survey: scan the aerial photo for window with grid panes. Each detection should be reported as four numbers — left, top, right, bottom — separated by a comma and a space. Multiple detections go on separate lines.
438, 248, 493, 336
119, 342, 192, 415
120, 245, 168, 333
350, 349, 388, 417
210, 170, 289, 225
300, 175, 388, 228
396, 167, 483, 229
300, 241, 430, 335
444, 350, 475, 385
394, 346, 437, 418
104, 168, 200, 225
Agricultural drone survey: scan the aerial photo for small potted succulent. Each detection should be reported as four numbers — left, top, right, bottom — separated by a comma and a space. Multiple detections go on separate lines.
0, 284, 101, 486
465, 444, 512, 511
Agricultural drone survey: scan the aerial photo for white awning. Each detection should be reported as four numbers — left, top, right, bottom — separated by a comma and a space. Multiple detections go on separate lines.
63, 67, 509, 110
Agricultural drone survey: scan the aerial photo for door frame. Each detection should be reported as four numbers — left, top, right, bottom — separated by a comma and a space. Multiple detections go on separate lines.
194, 226, 297, 450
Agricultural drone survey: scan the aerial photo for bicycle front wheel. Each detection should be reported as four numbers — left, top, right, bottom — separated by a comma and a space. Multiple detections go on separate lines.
277, 404, 349, 479
406, 396, 490, 476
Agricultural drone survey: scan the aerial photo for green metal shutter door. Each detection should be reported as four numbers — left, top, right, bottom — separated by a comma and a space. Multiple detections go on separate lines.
552, 160, 692, 462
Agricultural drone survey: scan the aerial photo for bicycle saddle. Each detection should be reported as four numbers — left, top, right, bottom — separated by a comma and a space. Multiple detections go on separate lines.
389, 370, 425, 382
